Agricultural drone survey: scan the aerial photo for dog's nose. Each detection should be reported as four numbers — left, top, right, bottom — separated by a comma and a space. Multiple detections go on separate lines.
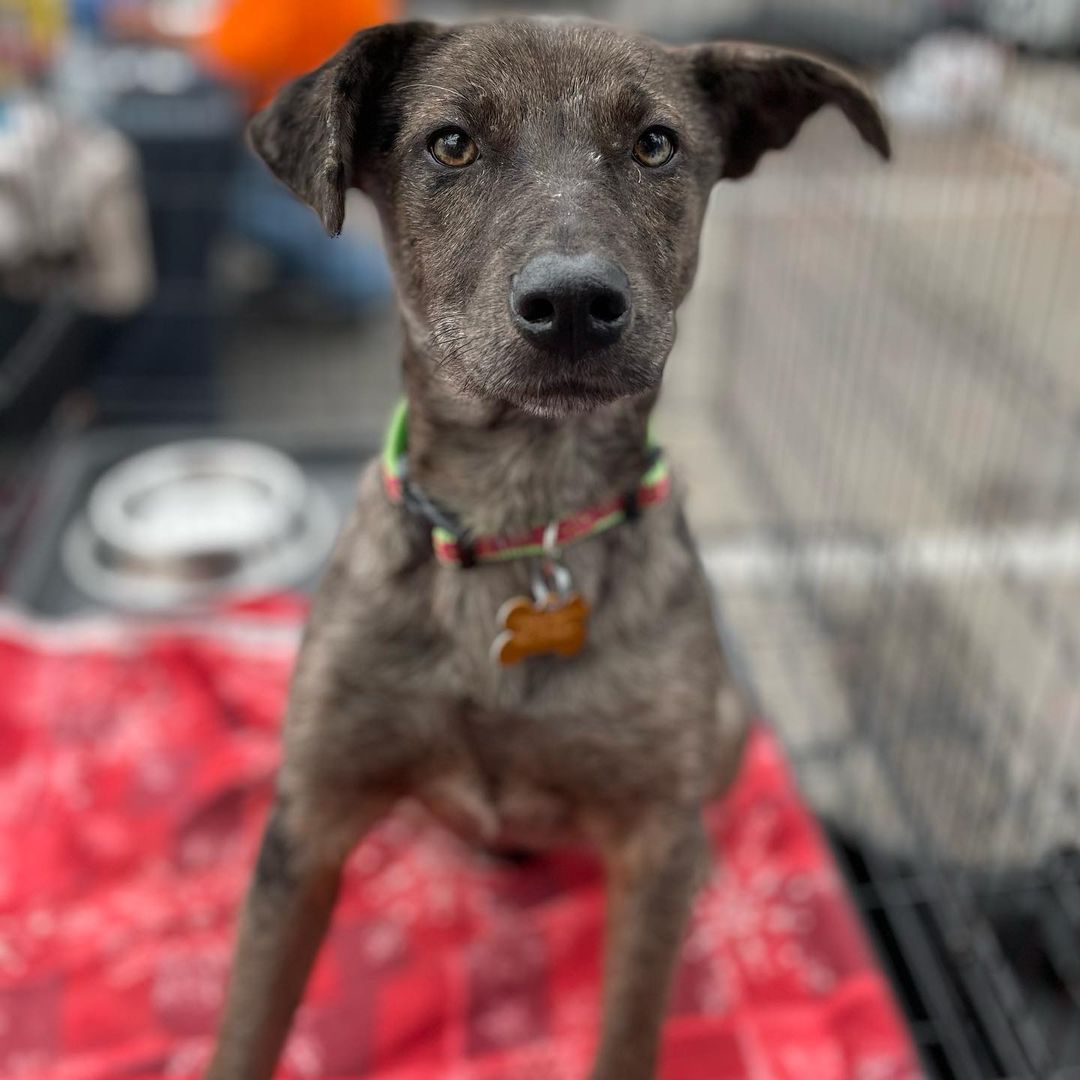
510, 253, 631, 353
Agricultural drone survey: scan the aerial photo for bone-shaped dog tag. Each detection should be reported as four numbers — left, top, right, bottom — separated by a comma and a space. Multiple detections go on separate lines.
491, 593, 590, 666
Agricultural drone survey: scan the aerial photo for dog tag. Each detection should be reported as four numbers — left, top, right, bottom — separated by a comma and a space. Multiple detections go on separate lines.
491, 521, 589, 666
491, 592, 590, 666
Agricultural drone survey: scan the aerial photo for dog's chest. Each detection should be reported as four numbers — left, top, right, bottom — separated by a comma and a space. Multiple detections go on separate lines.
408, 653, 719, 852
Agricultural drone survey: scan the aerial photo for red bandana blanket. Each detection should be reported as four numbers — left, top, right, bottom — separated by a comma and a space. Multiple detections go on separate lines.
0, 602, 921, 1080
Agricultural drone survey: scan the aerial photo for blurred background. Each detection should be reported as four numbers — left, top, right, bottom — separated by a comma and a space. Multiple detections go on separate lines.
2, 1, 1079, 1077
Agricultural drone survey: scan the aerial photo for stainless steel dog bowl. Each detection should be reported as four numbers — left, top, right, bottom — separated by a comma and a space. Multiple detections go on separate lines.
62, 439, 337, 609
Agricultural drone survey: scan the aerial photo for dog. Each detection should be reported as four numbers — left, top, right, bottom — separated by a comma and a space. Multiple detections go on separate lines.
207, 18, 888, 1080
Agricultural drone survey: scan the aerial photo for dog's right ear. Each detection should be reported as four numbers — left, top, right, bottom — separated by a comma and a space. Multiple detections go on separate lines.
248, 21, 440, 236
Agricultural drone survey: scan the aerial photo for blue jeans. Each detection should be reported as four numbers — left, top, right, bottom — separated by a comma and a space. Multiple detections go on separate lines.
229, 154, 393, 310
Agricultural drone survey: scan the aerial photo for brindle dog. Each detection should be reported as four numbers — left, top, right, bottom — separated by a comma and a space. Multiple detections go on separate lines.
207, 19, 888, 1080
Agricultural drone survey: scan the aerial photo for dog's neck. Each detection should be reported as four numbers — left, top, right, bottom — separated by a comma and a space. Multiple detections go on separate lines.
400, 342, 656, 536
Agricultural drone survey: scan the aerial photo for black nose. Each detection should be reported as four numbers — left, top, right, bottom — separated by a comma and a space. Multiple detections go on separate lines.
510, 253, 631, 354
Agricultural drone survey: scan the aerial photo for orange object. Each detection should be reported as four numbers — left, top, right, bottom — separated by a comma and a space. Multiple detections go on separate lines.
197, 0, 398, 109
492, 593, 591, 666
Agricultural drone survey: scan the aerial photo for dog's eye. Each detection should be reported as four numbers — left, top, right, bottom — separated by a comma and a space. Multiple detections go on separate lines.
633, 127, 677, 168
429, 128, 479, 168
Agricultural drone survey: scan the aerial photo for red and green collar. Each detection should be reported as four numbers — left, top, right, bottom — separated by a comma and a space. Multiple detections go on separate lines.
381, 399, 672, 568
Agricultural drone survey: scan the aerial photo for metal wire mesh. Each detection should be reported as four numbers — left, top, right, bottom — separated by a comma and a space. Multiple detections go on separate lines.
654, 66, 1080, 1079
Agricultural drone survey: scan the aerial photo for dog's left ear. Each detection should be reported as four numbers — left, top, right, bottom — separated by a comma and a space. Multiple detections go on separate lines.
249, 20, 441, 236
687, 44, 890, 180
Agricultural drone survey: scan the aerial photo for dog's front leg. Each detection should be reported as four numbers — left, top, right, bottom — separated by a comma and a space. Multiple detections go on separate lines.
590, 810, 707, 1080
206, 792, 383, 1080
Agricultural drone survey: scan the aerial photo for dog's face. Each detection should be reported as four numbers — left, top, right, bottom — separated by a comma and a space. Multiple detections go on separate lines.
251, 20, 888, 416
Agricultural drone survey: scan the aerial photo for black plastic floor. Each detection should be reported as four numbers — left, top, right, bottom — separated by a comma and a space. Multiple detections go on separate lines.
827, 824, 1080, 1079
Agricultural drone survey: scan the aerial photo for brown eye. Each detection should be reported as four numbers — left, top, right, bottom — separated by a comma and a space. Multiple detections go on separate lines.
633, 127, 677, 168
429, 127, 478, 168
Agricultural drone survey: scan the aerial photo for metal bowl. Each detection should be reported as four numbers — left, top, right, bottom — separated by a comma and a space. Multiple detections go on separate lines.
62, 438, 337, 609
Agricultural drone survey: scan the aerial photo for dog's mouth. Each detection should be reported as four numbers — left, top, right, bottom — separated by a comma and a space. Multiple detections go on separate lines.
496, 368, 659, 417
509, 382, 620, 418
442, 347, 666, 417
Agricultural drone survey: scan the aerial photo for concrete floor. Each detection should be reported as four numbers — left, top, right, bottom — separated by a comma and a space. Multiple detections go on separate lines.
219, 73, 1080, 872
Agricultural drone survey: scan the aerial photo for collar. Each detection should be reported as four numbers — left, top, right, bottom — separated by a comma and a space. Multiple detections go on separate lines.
381, 399, 672, 569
